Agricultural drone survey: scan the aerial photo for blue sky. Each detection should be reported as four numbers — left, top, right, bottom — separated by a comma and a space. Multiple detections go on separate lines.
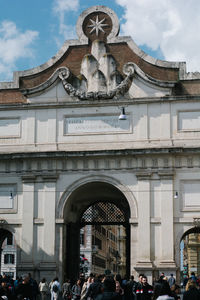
0, 0, 200, 81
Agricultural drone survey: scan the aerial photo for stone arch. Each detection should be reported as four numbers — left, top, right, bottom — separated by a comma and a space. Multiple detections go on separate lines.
57, 174, 138, 220
60, 175, 133, 280
174, 225, 200, 276
0, 226, 17, 278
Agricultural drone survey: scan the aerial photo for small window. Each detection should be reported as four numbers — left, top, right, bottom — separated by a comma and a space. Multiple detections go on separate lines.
80, 233, 84, 246
7, 234, 13, 245
4, 254, 14, 264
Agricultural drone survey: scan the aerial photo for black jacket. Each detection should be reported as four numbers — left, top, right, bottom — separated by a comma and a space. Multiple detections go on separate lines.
183, 287, 200, 300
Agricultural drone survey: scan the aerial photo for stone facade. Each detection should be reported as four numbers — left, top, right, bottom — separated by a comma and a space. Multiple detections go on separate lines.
0, 5, 200, 282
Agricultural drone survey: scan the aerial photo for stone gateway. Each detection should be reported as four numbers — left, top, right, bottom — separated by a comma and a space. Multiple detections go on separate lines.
0, 5, 200, 282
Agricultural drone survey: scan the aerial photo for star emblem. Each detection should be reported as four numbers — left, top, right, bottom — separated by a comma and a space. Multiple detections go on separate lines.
88, 16, 109, 36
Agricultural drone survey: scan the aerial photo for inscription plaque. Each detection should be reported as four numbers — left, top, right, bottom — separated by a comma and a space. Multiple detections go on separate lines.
0, 118, 20, 138
65, 115, 131, 135
0, 186, 15, 209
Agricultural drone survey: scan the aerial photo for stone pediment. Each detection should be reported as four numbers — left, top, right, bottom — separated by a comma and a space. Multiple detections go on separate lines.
1, 5, 200, 103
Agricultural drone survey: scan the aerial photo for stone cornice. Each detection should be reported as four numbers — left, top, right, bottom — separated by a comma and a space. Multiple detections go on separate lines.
0, 147, 198, 160
0, 94, 199, 111
0, 147, 200, 160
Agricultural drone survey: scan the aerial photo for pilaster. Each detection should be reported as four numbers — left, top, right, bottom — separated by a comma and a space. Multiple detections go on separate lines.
43, 177, 57, 259
21, 179, 34, 262
159, 172, 176, 267
136, 172, 152, 267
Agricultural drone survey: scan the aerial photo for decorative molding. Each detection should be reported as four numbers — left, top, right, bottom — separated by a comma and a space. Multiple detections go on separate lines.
135, 261, 153, 269
76, 6, 120, 43
0, 153, 200, 175
135, 171, 152, 180
193, 218, 200, 227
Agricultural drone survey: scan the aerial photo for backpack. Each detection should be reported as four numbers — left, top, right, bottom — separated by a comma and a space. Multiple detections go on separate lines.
53, 284, 59, 293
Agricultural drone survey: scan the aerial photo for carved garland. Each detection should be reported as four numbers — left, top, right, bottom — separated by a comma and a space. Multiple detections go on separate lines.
58, 63, 135, 100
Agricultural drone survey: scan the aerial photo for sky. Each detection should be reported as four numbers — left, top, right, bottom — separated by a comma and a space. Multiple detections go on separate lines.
0, 0, 200, 82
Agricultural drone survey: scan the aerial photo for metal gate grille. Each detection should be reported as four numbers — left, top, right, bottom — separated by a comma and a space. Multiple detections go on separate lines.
81, 202, 125, 224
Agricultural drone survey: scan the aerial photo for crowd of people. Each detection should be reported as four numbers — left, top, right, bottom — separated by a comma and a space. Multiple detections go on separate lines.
0, 271, 199, 300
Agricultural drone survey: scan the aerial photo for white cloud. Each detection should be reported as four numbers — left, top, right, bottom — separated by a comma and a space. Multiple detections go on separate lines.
52, 0, 80, 40
115, 0, 200, 72
0, 20, 38, 81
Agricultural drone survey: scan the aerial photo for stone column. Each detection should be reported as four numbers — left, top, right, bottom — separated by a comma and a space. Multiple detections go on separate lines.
136, 172, 152, 267
159, 172, 176, 268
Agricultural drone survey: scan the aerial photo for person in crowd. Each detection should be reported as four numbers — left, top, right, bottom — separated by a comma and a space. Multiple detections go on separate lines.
71, 279, 82, 300
13, 276, 21, 290
62, 278, 72, 300
170, 284, 180, 300
155, 281, 174, 300
15, 274, 33, 300
125, 275, 137, 300
96, 276, 121, 300
182, 275, 188, 290
136, 274, 144, 292
168, 275, 175, 288
28, 273, 39, 300
189, 272, 197, 282
157, 273, 165, 284
80, 276, 93, 300
51, 277, 61, 300
39, 278, 49, 300
115, 281, 124, 300
84, 274, 103, 300
0, 280, 14, 300
136, 276, 153, 300
183, 279, 200, 300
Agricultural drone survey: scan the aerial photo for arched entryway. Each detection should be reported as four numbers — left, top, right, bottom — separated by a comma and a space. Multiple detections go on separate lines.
0, 228, 16, 278
180, 226, 200, 281
63, 181, 131, 281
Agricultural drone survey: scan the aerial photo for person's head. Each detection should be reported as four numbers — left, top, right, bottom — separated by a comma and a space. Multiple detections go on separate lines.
170, 274, 173, 277
115, 274, 122, 283
153, 283, 162, 300
139, 274, 144, 283
116, 281, 121, 293
163, 276, 168, 281
87, 276, 93, 283
41, 278, 46, 283
130, 275, 134, 281
53, 277, 58, 282
103, 276, 116, 292
22, 274, 29, 284
142, 276, 148, 286
77, 279, 81, 285
185, 279, 197, 291
159, 281, 172, 296
171, 284, 180, 294
1, 281, 7, 288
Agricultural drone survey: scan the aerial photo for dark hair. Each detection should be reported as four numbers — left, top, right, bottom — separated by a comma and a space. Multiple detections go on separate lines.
53, 277, 58, 282
153, 283, 162, 300
115, 274, 122, 283
159, 281, 172, 296
103, 276, 116, 292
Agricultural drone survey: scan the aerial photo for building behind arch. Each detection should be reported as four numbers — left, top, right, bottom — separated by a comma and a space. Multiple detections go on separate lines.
0, 5, 200, 282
